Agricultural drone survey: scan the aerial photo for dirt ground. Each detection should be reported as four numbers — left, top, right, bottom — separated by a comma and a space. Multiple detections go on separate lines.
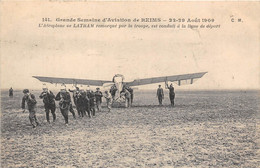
1, 90, 259, 167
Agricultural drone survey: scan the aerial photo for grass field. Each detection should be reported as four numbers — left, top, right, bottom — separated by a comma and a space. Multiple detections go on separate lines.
1, 90, 259, 167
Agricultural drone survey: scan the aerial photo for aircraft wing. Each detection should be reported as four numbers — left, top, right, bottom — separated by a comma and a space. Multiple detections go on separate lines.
126, 72, 207, 86
32, 76, 111, 86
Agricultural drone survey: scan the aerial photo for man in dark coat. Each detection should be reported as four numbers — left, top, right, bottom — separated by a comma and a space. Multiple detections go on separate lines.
21, 89, 39, 128
75, 89, 87, 117
9, 87, 13, 97
156, 85, 164, 105
166, 83, 175, 106
89, 90, 96, 117
95, 88, 103, 112
110, 85, 117, 99
39, 86, 56, 123
55, 86, 75, 125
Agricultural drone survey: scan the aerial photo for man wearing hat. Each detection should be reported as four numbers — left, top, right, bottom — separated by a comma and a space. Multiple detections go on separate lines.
39, 85, 56, 123
55, 85, 76, 125
156, 85, 164, 105
21, 89, 39, 128
95, 87, 103, 112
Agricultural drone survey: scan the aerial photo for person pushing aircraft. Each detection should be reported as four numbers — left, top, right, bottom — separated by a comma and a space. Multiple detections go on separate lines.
166, 83, 175, 107
95, 88, 103, 112
55, 85, 76, 125
21, 89, 40, 128
39, 85, 56, 123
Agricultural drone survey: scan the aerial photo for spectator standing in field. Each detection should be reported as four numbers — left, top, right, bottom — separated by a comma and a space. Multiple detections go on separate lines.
156, 85, 164, 105
95, 88, 103, 112
39, 86, 56, 123
9, 87, 13, 97
104, 91, 112, 112
21, 89, 39, 128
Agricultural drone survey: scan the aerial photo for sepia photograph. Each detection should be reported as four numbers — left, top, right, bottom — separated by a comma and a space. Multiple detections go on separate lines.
1, 1, 259, 167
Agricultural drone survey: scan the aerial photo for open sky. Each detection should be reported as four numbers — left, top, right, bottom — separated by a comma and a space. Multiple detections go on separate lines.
1, 2, 259, 90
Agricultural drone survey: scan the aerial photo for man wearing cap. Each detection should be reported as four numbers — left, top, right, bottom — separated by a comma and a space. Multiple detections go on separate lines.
166, 83, 175, 106
55, 85, 76, 125
95, 88, 103, 112
21, 89, 39, 128
39, 86, 56, 123
156, 85, 164, 105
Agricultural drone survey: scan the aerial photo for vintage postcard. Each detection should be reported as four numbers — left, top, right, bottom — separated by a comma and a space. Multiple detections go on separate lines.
1, 1, 259, 167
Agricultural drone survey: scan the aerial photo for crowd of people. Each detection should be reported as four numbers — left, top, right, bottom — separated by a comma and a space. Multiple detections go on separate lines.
19, 83, 175, 128
21, 85, 116, 128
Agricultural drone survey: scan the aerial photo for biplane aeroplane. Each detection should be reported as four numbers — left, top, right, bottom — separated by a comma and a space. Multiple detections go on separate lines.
33, 72, 207, 107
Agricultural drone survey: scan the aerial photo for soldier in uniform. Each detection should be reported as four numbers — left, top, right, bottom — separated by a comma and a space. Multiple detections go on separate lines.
39, 86, 56, 123
89, 90, 96, 117
126, 86, 134, 106
166, 83, 175, 106
104, 91, 112, 112
110, 85, 117, 99
124, 89, 131, 108
85, 88, 91, 118
55, 85, 75, 125
76, 88, 87, 117
95, 88, 103, 112
156, 85, 164, 105
69, 86, 80, 117
21, 89, 39, 128
9, 87, 13, 97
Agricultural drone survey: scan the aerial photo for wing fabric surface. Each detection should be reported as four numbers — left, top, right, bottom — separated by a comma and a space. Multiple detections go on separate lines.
126, 72, 207, 86
32, 76, 111, 86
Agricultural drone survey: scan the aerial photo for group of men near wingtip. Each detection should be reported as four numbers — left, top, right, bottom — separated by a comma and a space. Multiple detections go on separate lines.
21, 86, 112, 128
157, 83, 175, 106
